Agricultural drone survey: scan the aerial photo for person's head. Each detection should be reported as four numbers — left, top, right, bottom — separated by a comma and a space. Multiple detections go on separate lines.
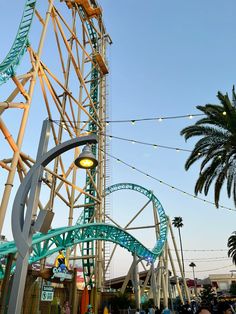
218, 302, 232, 314
196, 306, 212, 314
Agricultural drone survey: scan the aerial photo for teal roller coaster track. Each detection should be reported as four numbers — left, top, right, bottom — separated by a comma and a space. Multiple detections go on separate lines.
0, 0, 36, 85
0, 0, 168, 282
0, 183, 168, 278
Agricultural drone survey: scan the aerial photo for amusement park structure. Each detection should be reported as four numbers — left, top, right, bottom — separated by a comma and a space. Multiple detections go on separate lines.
0, 0, 191, 312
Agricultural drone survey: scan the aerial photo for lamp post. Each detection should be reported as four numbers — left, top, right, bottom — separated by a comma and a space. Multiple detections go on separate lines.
7, 119, 98, 314
189, 262, 197, 297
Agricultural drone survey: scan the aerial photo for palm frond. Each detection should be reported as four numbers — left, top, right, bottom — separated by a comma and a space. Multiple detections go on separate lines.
181, 87, 236, 208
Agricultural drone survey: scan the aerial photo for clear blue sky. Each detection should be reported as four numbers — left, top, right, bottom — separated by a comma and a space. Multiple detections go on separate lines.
1, 0, 236, 279
99, 0, 236, 278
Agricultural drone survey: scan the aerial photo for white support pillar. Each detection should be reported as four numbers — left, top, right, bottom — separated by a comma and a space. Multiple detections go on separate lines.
132, 254, 140, 309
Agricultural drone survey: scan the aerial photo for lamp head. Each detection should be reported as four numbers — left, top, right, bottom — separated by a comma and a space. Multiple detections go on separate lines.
74, 144, 98, 169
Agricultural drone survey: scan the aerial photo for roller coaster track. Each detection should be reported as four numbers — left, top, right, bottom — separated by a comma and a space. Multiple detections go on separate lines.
0, 222, 157, 278
0, 0, 104, 285
0, 0, 169, 283
0, 183, 168, 278
79, 6, 99, 285
0, 0, 36, 85
105, 183, 168, 256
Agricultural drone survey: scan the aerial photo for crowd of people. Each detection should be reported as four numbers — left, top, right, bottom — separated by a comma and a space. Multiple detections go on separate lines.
133, 300, 236, 314
177, 300, 235, 314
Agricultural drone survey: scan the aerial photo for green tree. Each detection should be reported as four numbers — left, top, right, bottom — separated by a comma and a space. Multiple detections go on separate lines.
172, 217, 185, 276
180, 87, 236, 208
228, 232, 236, 264
199, 284, 216, 306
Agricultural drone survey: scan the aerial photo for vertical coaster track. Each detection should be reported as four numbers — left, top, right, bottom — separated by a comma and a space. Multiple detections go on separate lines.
0, 0, 108, 289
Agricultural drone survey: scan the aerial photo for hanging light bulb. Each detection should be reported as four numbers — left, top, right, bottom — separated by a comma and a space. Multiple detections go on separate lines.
74, 144, 98, 169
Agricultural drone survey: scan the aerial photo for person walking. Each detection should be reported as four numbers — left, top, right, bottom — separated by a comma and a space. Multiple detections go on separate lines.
62, 301, 70, 314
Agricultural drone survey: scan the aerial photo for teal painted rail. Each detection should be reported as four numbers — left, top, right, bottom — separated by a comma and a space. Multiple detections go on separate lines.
0, 222, 161, 278
105, 183, 168, 257
0, 183, 168, 278
0, 0, 36, 85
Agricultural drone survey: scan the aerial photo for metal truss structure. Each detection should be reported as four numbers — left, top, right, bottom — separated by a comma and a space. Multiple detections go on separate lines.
0, 0, 189, 312
0, 0, 110, 291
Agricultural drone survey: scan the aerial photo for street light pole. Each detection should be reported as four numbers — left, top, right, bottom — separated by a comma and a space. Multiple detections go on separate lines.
189, 262, 197, 297
8, 119, 98, 314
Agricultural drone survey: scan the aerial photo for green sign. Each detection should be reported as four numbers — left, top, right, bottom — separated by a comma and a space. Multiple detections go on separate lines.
41, 285, 54, 301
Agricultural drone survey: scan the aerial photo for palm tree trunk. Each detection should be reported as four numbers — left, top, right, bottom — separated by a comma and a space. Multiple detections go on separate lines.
178, 228, 185, 277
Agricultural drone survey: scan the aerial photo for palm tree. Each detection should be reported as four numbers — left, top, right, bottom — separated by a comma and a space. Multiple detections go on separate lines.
180, 87, 236, 208
172, 217, 185, 276
228, 232, 236, 265
189, 262, 197, 296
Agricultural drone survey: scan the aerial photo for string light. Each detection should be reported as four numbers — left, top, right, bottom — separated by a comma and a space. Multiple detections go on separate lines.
182, 256, 229, 261
177, 249, 228, 252
100, 148, 236, 212
53, 120, 193, 154
104, 113, 204, 124
184, 264, 233, 273
53, 113, 204, 125
52, 120, 235, 212
101, 133, 192, 153
173, 258, 230, 263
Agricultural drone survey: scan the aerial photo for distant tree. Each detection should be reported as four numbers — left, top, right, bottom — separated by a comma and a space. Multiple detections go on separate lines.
172, 217, 185, 276
199, 284, 216, 306
230, 282, 236, 296
228, 232, 236, 265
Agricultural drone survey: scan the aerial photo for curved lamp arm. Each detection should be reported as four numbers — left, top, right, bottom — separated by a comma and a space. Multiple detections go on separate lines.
12, 134, 97, 257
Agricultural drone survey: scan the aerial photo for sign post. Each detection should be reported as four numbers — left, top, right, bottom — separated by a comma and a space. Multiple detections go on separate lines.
41, 285, 54, 302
